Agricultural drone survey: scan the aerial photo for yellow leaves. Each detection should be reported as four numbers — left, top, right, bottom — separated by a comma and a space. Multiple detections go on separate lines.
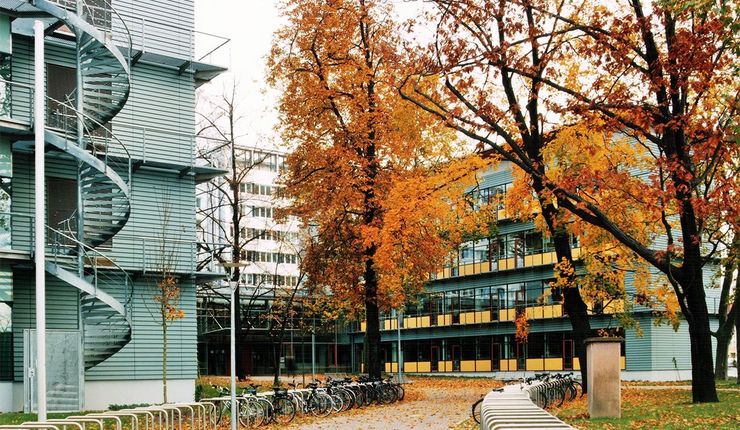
155, 275, 184, 323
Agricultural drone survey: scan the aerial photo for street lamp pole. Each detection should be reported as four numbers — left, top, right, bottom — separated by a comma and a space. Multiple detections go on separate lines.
397, 310, 403, 383
220, 262, 248, 430
229, 280, 237, 430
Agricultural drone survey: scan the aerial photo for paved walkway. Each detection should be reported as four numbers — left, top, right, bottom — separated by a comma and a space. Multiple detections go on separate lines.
286, 381, 483, 430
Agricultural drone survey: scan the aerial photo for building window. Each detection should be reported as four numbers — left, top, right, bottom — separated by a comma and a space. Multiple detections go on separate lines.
0, 303, 10, 381
0, 54, 11, 118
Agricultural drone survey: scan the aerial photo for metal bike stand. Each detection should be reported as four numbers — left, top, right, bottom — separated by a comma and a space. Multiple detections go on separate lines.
67, 415, 121, 430
118, 409, 157, 430
102, 411, 140, 430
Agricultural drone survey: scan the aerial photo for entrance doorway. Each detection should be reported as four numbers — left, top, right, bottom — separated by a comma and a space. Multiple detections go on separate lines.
431, 345, 440, 372
24, 329, 83, 412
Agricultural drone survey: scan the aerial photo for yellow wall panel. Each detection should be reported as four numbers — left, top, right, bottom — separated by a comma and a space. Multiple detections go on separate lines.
461, 312, 476, 324
420, 316, 431, 327
439, 361, 451, 372
553, 306, 563, 318
507, 360, 517, 371
417, 362, 431, 372
526, 359, 544, 371
405, 317, 417, 329
543, 306, 553, 318
476, 360, 492, 372
545, 358, 563, 371
620, 356, 626, 370
524, 255, 534, 267
404, 362, 418, 372
360, 322, 366, 332
460, 361, 476, 372
573, 357, 580, 370
384, 363, 391, 372
477, 311, 491, 323
383, 320, 390, 330
572, 247, 581, 259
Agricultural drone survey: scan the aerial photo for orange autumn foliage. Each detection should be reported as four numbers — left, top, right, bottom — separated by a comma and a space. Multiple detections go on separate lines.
400, 0, 736, 402
269, 0, 494, 376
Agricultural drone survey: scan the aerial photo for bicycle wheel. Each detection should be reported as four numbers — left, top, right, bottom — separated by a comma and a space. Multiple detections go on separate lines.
336, 388, 353, 411
472, 398, 483, 424
238, 400, 264, 428
309, 394, 332, 417
272, 397, 296, 424
330, 394, 343, 413
395, 384, 405, 401
571, 380, 584, 398
212, 401, 229, 427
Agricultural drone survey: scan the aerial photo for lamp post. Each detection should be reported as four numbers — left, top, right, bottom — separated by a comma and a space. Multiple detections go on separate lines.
397, 310, 403, 383
220, 262, 248, 430
33, 19, 47, 422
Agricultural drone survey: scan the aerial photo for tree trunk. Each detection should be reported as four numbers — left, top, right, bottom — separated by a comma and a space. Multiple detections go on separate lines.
736, 306, 739, 385
364, 259, 382, 379
683, 269, 719, 402
553, 231, 591, 394
539, 199, 591, 393
162, 323, 168, 403
715, 333, 730, 380
273, 341, 281, 386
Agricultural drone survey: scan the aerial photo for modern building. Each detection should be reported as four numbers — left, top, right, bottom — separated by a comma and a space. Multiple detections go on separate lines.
195, 145, 322, 377
349, 161, 722, 381
0, 0, 226, 411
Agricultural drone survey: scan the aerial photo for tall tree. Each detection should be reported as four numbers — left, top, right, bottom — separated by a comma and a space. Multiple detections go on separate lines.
400, 0, 594, 390
402, 0, 738, 402
269, 0, 488, 378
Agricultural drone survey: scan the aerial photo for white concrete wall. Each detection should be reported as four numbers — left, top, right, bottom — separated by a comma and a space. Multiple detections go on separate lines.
0, 382, 13, 412
84, 379, 195, 410
3, 379, 195, 412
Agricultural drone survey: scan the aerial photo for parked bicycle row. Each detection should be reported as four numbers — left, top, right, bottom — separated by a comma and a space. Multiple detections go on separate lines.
206, 375, 406, 427
472, 372, 583, 423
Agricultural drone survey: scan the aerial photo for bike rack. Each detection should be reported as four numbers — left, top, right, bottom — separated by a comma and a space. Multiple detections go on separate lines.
480, 386, 575, 430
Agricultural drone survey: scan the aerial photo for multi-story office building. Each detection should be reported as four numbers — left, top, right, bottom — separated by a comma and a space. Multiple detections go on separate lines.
196, 146, 324, 376
349, 161, 722, 381
0, 0, 226, 411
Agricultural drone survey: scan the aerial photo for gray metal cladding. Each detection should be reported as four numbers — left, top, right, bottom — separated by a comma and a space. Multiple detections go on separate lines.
111, 62, 196, 166
112, 0, 194, 60
85, 277, 197, 380
11, 269, 80, 382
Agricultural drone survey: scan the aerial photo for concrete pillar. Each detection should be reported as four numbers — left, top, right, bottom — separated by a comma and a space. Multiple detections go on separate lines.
586, 337, 622, 418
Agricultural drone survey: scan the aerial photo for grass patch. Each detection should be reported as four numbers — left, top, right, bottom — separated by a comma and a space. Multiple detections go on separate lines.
552, 388, 740, 429
622, 377, 738, 389
0, 412, 92, 425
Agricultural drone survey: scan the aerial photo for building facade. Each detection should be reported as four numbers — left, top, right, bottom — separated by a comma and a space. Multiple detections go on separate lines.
349, 161, 722, 381
195, 145, 324, 377
0, 0, 225, 411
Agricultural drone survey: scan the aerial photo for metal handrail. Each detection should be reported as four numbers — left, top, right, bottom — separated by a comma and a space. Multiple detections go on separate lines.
0, 78, 132, 163
46, 224, 134, 309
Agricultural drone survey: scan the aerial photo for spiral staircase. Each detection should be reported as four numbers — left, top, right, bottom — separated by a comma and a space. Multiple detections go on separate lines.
12, 0, 134, 370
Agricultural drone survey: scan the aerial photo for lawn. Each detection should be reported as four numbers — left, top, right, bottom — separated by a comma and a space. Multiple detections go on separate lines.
550, 387, 740, 429
454, 381, 740, 430
0, 412, 88, 426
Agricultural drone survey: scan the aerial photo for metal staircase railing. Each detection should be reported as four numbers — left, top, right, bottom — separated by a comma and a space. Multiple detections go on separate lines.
16, 0, 134, 368
46, 225, 133, 369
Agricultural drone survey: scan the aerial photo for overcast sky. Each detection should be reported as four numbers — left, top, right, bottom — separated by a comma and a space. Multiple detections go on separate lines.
195, 0, 283, 148
194, 1, 427, 149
